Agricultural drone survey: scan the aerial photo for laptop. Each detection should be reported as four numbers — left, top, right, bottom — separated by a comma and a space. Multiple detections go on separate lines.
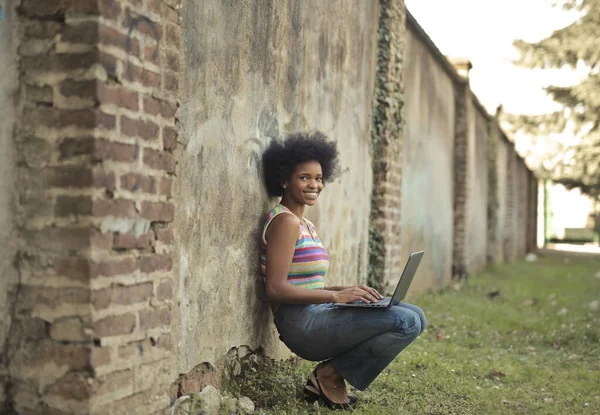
334, 251, 424, 308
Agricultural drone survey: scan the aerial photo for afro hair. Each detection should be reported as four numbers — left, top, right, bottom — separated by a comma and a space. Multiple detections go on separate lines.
262, 131, 340, 197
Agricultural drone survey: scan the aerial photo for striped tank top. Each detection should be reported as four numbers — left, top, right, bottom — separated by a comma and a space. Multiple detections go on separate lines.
259, 204, 328, 290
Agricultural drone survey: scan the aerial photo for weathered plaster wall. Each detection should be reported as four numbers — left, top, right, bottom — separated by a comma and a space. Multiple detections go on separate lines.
401, 27, 455, 294
465, 107, 489, 274
175, 0, 379, 369
0, 1, 18, 406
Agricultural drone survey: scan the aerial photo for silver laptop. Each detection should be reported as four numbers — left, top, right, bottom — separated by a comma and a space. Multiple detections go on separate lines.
335, 251, 424, 308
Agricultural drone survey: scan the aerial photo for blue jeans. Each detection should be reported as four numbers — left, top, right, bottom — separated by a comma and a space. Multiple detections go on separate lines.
273, 302, 427, 390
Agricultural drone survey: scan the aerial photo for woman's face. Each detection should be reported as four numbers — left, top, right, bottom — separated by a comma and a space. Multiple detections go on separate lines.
284, 161, 324, 206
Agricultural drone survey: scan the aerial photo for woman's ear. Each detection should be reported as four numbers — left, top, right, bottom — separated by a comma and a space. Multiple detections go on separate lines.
282, 181, 287, 189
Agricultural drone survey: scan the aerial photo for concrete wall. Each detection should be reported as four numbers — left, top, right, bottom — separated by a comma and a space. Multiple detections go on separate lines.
175, 0, 379, 369
401, 26, 455, 294
0, 1, 18, 406
466, 106, 489, 273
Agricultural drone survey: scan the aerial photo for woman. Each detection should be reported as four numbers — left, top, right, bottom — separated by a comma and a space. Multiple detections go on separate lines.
259, 131, 427, 409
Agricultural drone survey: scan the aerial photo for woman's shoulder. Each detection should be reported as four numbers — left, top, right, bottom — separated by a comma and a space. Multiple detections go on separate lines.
262, 204, 301, 244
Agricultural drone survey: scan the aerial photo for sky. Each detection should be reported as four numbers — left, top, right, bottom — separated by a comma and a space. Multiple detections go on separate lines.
404, 0, 581, 116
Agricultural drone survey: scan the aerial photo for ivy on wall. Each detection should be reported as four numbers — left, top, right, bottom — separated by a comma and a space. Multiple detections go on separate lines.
368, 0, 405, 289
486, 115, 500, 261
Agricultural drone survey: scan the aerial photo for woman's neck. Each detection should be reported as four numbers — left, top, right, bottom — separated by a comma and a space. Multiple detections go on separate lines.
279, 196, 305, 219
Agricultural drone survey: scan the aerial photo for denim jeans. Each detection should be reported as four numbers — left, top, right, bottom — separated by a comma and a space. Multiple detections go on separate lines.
273, 302, 427, 390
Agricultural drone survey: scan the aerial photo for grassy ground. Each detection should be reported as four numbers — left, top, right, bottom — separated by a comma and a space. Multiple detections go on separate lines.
228, 253, 600, 414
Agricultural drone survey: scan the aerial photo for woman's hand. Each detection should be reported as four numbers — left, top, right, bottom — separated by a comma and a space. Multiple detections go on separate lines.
333, 285, 384, 304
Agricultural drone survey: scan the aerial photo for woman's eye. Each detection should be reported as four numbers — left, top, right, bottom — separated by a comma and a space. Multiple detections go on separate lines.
316, 177, 323, 182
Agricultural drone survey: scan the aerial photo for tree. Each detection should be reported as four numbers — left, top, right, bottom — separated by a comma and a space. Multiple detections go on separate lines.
507, 0, 600, 199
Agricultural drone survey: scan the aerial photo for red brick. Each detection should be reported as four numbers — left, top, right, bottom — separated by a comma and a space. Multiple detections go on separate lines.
143, 149, 175, 172
126, 64, 160, 88
93, 282, 153, 310
141, 201, 174, 222
159, 178, 172, 198
144, 45, 160, 64
113, 282, 153, 304
58, 137, 94, 160
113, 231, 154, 249
55, 344, 92, 371
99, 24, 139, 55
91, 346, 111, 369
55, 257, 92, 282
139, 307, 170, 329
164, 72, 179, 92
94, 314, 136, 337
26, 227, 92, 253
155, 228, 173, 244
91, 229, 114, 250
120, 173, 155, 193
61, 21, 98, 44
163, 127, 178, 151
140, 254, 172, 273
93, 139, 139, 163
55, 195, 93, 216
92, 288, 112, 310
17, 318, 49, 341
60, 79, 96, 99
47, 166, 115, 190
98, 84, 139, 111
148, 0, 161, 14
18, 285, 90, 312
166, 52, 179, 72
21, 52, 98, 73
92, 199, 136, 218
91, 257, 137, 278
156, 279, 172, 301
23, 107, 114, 130
19, 0, 99, 18
143, 96, 176, 118
121, 115, 159, 140
99, 0, 123, 21
24, 20, 62, 39
25, 84, 53, 104
46, 372, 92, 402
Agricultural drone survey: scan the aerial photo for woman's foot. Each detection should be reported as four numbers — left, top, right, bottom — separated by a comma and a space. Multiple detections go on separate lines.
309, 363, 355, 405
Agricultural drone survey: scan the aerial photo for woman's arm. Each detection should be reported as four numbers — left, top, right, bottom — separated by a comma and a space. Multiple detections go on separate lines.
323, 286, 350, 292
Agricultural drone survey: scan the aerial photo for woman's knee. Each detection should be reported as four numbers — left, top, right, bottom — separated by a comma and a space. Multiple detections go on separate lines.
399, 303, 427, 334
390, 308, 421, 338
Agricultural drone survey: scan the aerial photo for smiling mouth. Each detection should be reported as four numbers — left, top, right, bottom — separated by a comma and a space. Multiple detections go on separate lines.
304, 191, 319, 199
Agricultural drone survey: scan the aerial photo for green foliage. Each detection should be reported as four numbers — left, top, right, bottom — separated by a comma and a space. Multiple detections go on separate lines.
509, 0, 600, 198
225, 355, 309, 410
225, 255, 600, 414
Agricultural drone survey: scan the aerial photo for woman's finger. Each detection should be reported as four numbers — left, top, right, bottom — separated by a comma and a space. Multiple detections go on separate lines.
362, 286, 381, 300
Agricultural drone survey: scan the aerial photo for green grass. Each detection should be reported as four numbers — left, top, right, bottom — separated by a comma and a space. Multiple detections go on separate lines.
227, 254, 600, 414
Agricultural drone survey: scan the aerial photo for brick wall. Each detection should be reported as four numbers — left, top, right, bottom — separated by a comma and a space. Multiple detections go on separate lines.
452, 80, 470, 278
6, 0, 181, 413
369, 0, 406, 289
